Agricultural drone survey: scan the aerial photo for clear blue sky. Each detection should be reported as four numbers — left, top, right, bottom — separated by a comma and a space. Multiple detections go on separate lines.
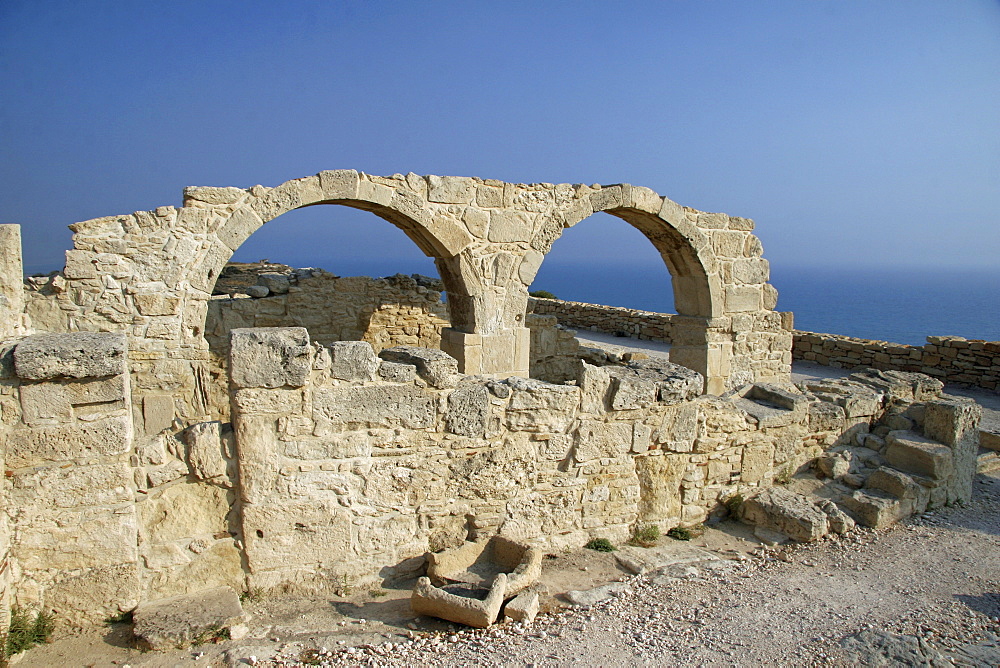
2, 0, 998, 278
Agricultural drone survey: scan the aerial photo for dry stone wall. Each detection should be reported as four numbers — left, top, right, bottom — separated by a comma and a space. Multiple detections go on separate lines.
530, 298, 999, 392
205, 271, 448, 356
794, 331, 1000, 391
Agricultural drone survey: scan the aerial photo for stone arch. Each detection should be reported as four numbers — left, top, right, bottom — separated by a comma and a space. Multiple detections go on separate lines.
187, 170, 475, 300
528, 184, 731, 393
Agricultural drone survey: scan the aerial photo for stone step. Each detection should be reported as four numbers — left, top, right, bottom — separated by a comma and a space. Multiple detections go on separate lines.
838, 489, 912, 530
977, 448, 1000, 474
981, 429, 1000, 453
884, 430, 953, 480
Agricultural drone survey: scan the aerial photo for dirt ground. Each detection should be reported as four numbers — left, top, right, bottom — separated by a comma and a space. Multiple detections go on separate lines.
16, 469, 999, 667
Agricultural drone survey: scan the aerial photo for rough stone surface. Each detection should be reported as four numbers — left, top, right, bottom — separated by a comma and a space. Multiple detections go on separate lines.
133, 586, 249, 650
328, 341, 380, 381
14, 332, 127, 380
230, 327, 311, 388
739, 487, 830, 542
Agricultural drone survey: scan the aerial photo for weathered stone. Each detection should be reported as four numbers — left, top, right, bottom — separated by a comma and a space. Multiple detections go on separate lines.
574, 420, 632, 462
739, 487, 829, 542
378, 361, 417, 383
7, 415, 131, 468
133, 586, 249, 650
229, 327, 312, 389
839, 489, 907, 529
380, 346, 459, 389
411, 574, 507, 629
256, 272, 290, 294
139, 482, 231, 544
446, 380, 492, 438
885, 430, 953, 480
14, 332, 127, 380
505, 377, 580, 433
328, 341, 380, 381
314, 385, 435, 429
184, 421, 230, 481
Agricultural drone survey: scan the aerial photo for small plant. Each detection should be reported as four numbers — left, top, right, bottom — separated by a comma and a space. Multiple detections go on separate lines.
191, 624, 230, 647
239, 587, 265, 604
529, 290, 558, 300
666, 526, 692, 541
629, 524, 661, 547
369, 588, 388, 598
299, 648, 325, 665
3, 606, 55, 658
774, 465, 794, 485
584, 537, 615, 552
724, 493, 744, 517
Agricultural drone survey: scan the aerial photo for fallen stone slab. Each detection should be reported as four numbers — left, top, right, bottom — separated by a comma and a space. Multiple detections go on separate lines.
614, 543, 726, 575
840, 629, 951, 667
133, 586, 250, 650
739, 487, 830, 542
503, 589, 540, 624
564, 582, 631, 606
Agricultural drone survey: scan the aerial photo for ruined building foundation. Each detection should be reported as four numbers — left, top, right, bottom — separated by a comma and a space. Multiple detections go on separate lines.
0, 172, 982, 631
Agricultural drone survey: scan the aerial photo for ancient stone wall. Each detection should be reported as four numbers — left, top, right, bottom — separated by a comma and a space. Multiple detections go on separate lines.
794, 331, 1000, 391
530, 298, 999, 392
530, 297, 675, 342
205, 271, 448, 356
0, 324, 981, 624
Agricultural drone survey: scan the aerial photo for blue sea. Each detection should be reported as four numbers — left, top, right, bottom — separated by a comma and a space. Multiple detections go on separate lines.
530, 261, 1000, 346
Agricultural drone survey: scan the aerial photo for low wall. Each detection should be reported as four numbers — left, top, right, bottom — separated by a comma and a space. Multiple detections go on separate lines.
529, 297, 674, 343
793, 332, 1000, 392
529, 297, 999, 392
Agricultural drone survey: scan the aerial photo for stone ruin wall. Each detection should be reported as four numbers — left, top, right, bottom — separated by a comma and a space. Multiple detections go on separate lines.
0, 325, 981, 628
531, 297, 1000, 392
794, 331, 1000, 391
13, 171, 984, 631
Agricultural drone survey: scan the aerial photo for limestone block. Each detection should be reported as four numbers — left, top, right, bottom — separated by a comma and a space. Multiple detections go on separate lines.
505, 377, 580, 433
865, 467, 929, 514
731, 258, 769, 285
182, 186, 247, 205
739, 441, 776, 484
246, 285, 269, 298
815, 499, 855, 535
504, 589, 540, 624
18, 381, 72, 424
816, 453, 850, 479
574, 421, 632, 462
14, 331, 127, 380
839, 490, 907, 530
7, 415, 131, 468
653, 402, 699, 448
427, 175, 476, 204
319, 169, 360, 199
632, 422, 653, 453
446, 380, 492, 438
43, 563, 141, 628
257, 273, 290, 295
133, 586, 249, 650
284, 431, 372, 459
378, 361, 417, 383
724, 286, 761, 313
134, 292, 181, 316
184, 421, 230, 481
380, 346, 458, 389
710, 230, 745, 257
488, 209, 531, 243
242, 500, 352, 572
982, 429, 1000, 452
144, 539, 244, 601
739, 487, 829, 542
848, 369, 944, 403
143, 394, 175, 434
229, 327, 312, 389
923, 397, 981, 503
329, 341, 380, 381
885, 430, 953, 481
10, 464, 134, 510
12, 497, 137, 571
140, 482, 231, 544
808, 401, 845, 431
233, 387, 304, 415
462, 206, 489, 238
63, 249, 99, 279
518, 249, 545, 285
234, 415, 278, 504
147, 460, 189, 488
313, 385, 435, 430
607, 371, 658, 411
